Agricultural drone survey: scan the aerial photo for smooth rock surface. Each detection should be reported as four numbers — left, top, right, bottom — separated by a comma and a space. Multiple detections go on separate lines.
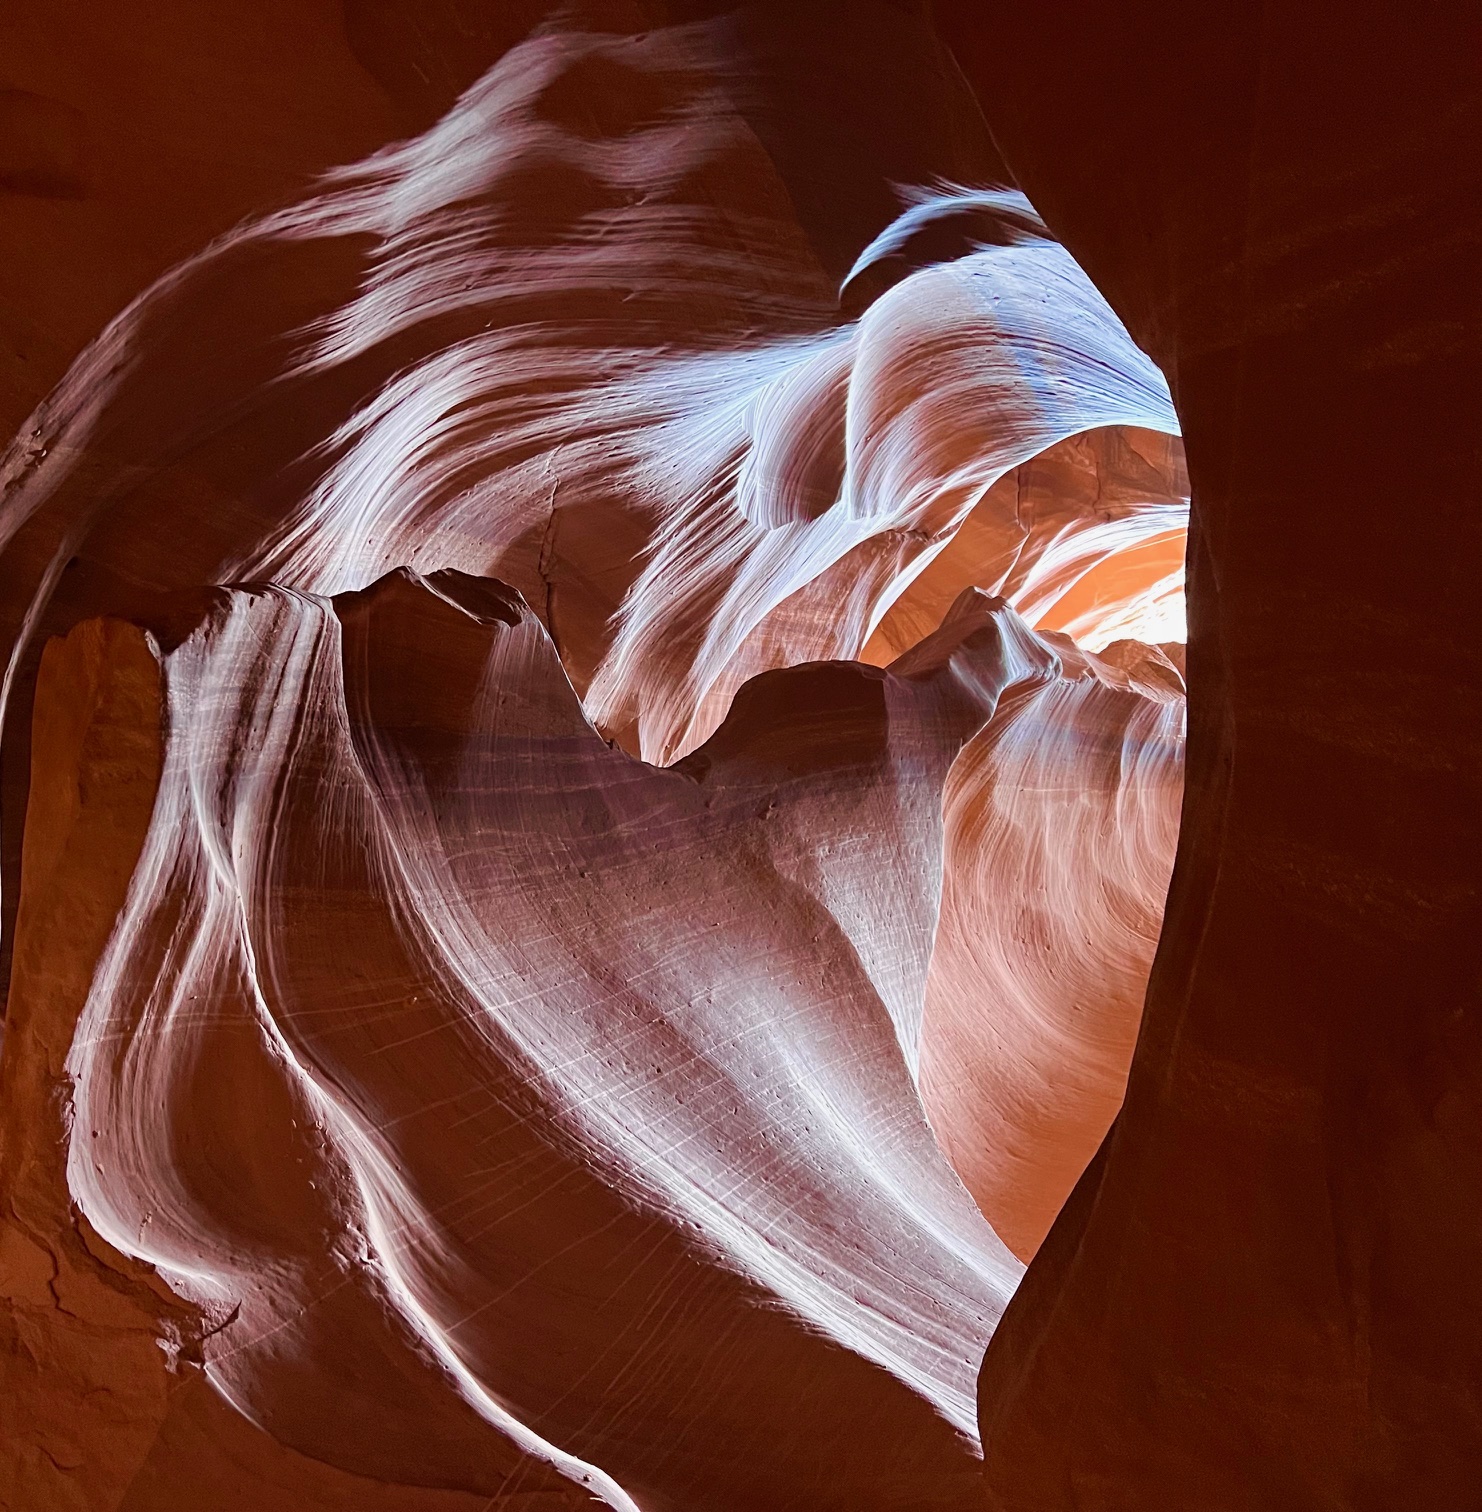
33, 572, 1055, 1510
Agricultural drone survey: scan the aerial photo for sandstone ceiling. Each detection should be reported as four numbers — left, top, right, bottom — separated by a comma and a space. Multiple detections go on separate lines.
0, 4, 1476, 1510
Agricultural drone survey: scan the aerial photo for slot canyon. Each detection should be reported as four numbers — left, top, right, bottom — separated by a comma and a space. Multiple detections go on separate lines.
0, 4, 1476, 1509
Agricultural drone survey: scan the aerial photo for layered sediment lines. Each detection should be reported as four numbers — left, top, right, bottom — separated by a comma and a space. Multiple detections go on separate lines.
57, 572, 1022, 1510
5, 575, 1182, 1510
0, 28, 1184, 771
0, 16, 1193, 1509
921, 633, 1184, 1262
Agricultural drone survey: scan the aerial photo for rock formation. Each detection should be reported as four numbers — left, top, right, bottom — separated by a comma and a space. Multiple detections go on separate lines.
937, 2, 1482, 1506
2, 2, 1472, 1508
55, 574, 1028, 1511
921, 629, 1184, 1262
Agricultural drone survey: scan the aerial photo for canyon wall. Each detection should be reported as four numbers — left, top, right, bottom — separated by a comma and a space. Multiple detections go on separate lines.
1, 10, 1189, 1506
938, 2, 1482, 1506
2, 2, 1473, 1508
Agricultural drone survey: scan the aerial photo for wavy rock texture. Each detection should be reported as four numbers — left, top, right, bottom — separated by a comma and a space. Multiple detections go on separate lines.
0, 26, 1182, 773
0, 10, 1204, 1510
920, 632, 1184, 1262
60, 572, 1032, 1511
21, 572, 1177, 1511
2, 563, 1185, 1510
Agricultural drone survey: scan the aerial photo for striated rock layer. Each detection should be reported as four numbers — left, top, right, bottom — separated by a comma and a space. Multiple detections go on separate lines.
921, 632, 1184, 1262
61, 572, 1022, 1511
3, 3, 1470, 1507
0, 7, 1214, 1510
5, 571, 1177, 1509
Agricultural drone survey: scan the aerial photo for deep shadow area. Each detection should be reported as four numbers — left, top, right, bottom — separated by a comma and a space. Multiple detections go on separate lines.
938, 3, 1482, 1505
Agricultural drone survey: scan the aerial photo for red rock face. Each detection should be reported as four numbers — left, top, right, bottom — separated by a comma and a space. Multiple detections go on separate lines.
7, 2, 1466, 1508
63, 574, 1024, 1510
2, 573, 1178, 1508
921, 631, 1184, 1263
0, 21, 1186, 1501
936, 3, 1482, 1507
